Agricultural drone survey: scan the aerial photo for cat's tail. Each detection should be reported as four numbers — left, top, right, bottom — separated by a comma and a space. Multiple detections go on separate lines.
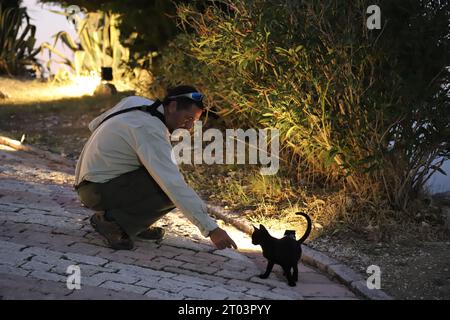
296, 212, 312, 243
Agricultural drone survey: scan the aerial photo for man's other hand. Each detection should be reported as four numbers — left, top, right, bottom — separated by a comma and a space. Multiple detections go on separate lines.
209, 227, 238, 250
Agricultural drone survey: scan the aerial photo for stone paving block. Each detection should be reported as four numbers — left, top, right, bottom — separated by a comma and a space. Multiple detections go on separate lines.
195, 251, 229, 262
65, 242, 104, 255
171, 274, 217, 288
245, 288, 294, 300
206, 285, 245, 298
0, 222, 29, 235
162, 266, 229, 284
210, 260, 248, 271
52, 263, 115, 277
0, 203, 22, 212
20, 260, 53, 272
32, 252, 72, 267
0, 273, 70, 299
173, 253, 212, 265
249, 276, 291, 288
299, 263, 316, 273
29, 270, 66, 283
0, 250, 33, 266
100, 281, 149, 295
226, 279, 273, 291
299, 272, 335, 284
215, 269, 255, 281
23, 213, 83, 230
214, 283, 248, 293
161, 237, 213, 252
304, 296, 359, 300
0, 211, 29, 223
0, 264, 30, 277
23, 232, 79, 248
179, 287, 229, 300
295, 283, 358, 298
65, 285, 150, 300
39, 241, 68, 252
136, 277, 206, 293
102, 248, 156, 262
156, 245, 196, 258
133, 241, 162, 254
145, 288, 185, 300
271, 287, 304, 300
22, 247, 63, 260
23, 224, 54, 234
179, 263, 219, 275
142, 257, 185, 269
225, 294, 262, 300
90, 272, 139, 285
97, 251, 137, 265
0, 235, 12, 242
213, 248, 255, 265
0, 239, 26, 251
63, 252, 108, 266
105, 261, 176, 279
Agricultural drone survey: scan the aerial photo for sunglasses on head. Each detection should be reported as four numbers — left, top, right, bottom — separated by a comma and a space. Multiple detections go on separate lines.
167, 92, 204, 102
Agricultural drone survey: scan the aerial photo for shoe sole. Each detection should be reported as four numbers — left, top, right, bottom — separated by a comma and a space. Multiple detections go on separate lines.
136, 235, 165, 243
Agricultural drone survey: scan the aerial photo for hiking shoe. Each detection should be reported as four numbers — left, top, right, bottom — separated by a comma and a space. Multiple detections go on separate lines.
136, 227, 165, 241
89, 212, 134, 250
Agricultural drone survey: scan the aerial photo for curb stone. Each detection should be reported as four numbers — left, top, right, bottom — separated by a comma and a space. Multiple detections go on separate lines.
207, 204, 394, 300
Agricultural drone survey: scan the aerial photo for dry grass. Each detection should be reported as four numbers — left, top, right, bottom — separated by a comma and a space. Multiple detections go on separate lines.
0, 77, 127, 158
182, 162, 449, 243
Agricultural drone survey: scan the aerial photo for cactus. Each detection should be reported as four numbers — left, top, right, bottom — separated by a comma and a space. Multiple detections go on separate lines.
41, 10, 129, 82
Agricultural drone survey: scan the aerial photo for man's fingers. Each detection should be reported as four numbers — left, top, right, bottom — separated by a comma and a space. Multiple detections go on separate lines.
223, 240, 237, 250
210, 229, 237, 250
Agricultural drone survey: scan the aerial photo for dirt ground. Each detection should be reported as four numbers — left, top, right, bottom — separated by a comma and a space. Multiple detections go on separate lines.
310, 234, 450, 299
1, 78, 449, 300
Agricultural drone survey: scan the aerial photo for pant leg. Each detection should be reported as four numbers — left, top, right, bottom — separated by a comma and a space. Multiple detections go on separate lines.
77, 167, 176, 236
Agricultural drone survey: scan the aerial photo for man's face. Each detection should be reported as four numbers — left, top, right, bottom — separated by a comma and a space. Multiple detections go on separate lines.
165, 101, 203, 133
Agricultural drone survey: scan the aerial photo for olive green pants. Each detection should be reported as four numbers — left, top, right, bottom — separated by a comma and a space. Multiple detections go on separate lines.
76, 167, 176, 237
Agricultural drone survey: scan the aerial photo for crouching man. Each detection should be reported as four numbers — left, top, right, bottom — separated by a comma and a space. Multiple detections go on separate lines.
74, 85, 237, 251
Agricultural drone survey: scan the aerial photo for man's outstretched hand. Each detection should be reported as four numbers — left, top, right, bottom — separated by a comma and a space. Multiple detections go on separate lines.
209, 227, 238, 250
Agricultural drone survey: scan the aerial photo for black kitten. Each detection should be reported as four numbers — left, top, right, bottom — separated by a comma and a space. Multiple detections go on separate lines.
252, 212, 312, 286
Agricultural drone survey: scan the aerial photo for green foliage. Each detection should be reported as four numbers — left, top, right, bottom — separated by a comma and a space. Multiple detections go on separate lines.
41, 10, 129, 82
157, 0, 450, 211
37, 0, 209, 58
0, 3, 40, 76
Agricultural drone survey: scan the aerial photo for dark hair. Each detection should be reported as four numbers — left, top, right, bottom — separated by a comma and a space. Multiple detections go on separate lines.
162, 85, 204, 111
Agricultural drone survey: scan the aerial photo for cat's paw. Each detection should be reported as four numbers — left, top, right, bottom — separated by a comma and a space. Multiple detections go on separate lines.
259, 274, 269, 279
288, 281, 296, 287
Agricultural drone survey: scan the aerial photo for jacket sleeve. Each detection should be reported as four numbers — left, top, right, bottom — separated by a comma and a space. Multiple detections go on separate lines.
129, 124, 219, 237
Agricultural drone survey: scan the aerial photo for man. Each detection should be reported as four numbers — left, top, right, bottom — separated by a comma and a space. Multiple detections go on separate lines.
74, 85, 237, 251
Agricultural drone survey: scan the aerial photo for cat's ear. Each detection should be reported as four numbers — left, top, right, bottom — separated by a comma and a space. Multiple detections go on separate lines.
253, 225, 259, 231
259, 224, 268, 232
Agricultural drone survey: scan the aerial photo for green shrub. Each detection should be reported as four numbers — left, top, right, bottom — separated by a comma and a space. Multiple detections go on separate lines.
156, 0, 449, 212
